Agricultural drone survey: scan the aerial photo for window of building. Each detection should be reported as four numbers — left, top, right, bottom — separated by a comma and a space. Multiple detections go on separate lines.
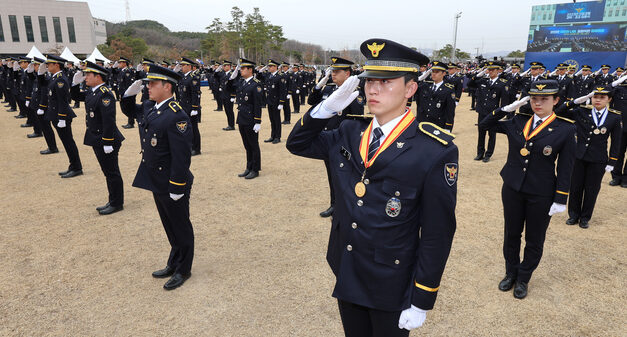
532, 14, 536, 20
38, 16, 48, 42
0, 17, 4, 42
609, 9, 613, 16
623, 9, 626, 16
52, 16, 62, 42
24, 16, 34, 42
66, 17, 76, 43
615, 9, 620, 16
543, 13, 547, 20
548, 13, 552, 20
9, 15, 19, 42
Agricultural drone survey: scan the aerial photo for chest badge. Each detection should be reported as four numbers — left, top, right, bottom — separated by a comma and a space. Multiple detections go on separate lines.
102, 98, 111, 107
176, 121, 188, 133
385, 198, 402, 217
543, 145, 552, 156
600, 127, 607, 134
396, 142, 404, 149
151, 137, 157, 147
89, 111, 94, 118
245, 96, 249, 101
436, 102, 441, 108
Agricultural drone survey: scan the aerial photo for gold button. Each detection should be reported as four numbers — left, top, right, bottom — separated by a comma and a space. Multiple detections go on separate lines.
357, 200, 363, 206
364, 179, 370, 185
395, 259, 400, 265
351, 223, 357, 229
347, 245, 352, 251
395, 191, 400, 197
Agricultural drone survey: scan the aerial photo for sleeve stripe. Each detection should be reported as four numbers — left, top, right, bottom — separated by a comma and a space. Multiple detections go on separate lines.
102, 137, 114, 141
609, 157, 617, 160
556, 190, 569, 195
169, 180, 186, 186
415, 281, 440, 292
58, 113, 67, 117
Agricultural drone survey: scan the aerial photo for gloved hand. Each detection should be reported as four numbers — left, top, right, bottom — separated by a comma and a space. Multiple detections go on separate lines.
474, 69, 486, 78
575, 68, 583, 77
455, 102, 458, 106
124, 80, 143, 97
136, 64, 143, 72
170, 193, 183, 201
26, 63, 35, 73
230, 98, 235, 103
398, 305, 427, 331
230, 64, 240, 80
516, 93, 521, 100
611, 71, 617, 77
216, 64, 224, 72
296, 89, 300, 94
278, 104, 283, 110
38, 63, 48, 75
25, 101, 30, 107
113, 61, 119, 68
13, 62, 20, 71
173, 63, 182, 73
593, 69, 601, 76
253, 123, 261, 133
260, 65, 268, 72
191, 110, 198, 116
321, 75, 360, 113
605, 165, 614, 172
418, 68, 432, 81
573, 91, 595, 104
520, 68, 530, 77
57, 120, 66, 128
548, 202, 566, 216
611, 74, 627, 87
316, 67, 332, 89
502, 96, 530, 112
72, 71, 85, 86
549, 69, 558, 77
504, 66, 512, 73
37, 109, 44, 116
103, 145, 114, 154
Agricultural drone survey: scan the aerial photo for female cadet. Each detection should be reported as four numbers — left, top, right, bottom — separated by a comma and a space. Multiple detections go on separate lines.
479, 80, 576, 299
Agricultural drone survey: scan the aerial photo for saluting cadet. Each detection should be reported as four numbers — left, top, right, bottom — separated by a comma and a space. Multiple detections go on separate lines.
279, 62, 293, 124
43, 55, 83, 178
177, 57, 202, 156
308, 56, 365, 218
117, 57, 137, 129
594, 64, 614, 87
552, 63, 573, 105
515, 61, 547, 116
609, 72, 627, 187
18, 57, 42, 138
227, 58, 263, 179
75, 61, 125, 215
468, 61, 510, 162
120, 64, 194, 290
290, 64, 303, 114
557, 87, 622, 228
445, 63, 464, 106
217, 60, 236, 131
479, 80, 576, 299
298, 63, 308, 104
569, 65, 595, 99
138, 58, 154, 103
415, 61, 456, 130
6, 59, 19, 114
287, 38, 458, 336
31, 57, 59, 154
264, 59, 288, 144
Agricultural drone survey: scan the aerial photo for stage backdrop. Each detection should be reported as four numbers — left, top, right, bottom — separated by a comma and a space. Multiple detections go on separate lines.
524, 51, 627, 71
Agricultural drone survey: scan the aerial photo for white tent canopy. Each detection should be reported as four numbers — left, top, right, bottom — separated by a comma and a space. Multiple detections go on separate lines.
25, 46, 45, 60
85, 47, 111, 64
60, 47, 81, 65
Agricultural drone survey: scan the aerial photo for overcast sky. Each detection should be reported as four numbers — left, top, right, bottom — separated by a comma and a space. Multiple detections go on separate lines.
71, 0, 566, 54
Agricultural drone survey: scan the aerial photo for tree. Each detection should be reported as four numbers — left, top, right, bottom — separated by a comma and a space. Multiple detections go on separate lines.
507, 50, 525, 58
434, 44, 470, 61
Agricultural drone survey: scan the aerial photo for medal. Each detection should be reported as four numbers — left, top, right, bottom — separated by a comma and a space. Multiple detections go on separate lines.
600, 127, 607, 134
593, 128, 600, 135
354, 182, 366, 197
521, 114, 556, 158
520, 148, 530, 156
385, 198, 402, 217
543, 145, 552, 156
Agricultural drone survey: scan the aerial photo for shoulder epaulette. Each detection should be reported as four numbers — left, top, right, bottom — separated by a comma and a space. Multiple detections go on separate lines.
515, 111, 533, 117
168, 101, 183, 114
253, 78, 260, 83
500, 78, 508, 83
556, 115, 575, 123
418, 122, 455, 146
608, 108, 621, 115
99, 86, 110, 94
444, 83, 455, 89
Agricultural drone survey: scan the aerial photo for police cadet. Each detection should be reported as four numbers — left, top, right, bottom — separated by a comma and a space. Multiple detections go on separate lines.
556, 87, 622, 228
227, 58, 263, 179
31, 57, 59, 154
569, 65, 595, 99
215, 60, 236, 131
116, 57, 137, 129
445, 63, 464, 106
479, 80, 576, 299
138, 58, 154, 102
609, 73, 627, 187
280, 61, 294, 124
43, 55, 83, 178
298, 63, 308, 104
264, 59, 288, 144
469, 61, 510, 162
415, 61, 456, 131
287, 38, 458, 336
552, 63, 573, 105
75, 61, 125, 215
18, 57, 43, 138
290, 64, 303, 114
177, 57, 202, 156
308, 56, 365, 218
120, 64, 194, 290
594, 64, 614, 87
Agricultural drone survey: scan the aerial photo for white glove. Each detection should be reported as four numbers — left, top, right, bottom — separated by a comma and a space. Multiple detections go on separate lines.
474, 69, 486, 78
574, 92, 595, 104
253, 123, 261, 133
124, 79, 143, 97
38, 63, 47, 75
216, 64, 224, 72
315, 68, 332, 89
605, 165, 614, 172
455, 102, 458, 106
230, 98, 235, 103
170, 193, 184, 201
26, 63, 35, 73
37, 109, 44, 116
302, 85, 306, 88
230, 64, 240, 80
611, 74, 627, 87
520, 69, 530, 77
594, 69, 601, 76
57, 120, 66, 128
103, 145, 114, 154
136, 64, 143, 71
516, 93, 521, 100
72, 71, 85, 86
25, 101, 30, 107
173, 63, 182, 73
398, 305, 427, 331
296, 89, 300, 94
287, 94, 292, 99
260, 65, 268, 72
575, 68, 583, 77
13, 63, 20, 71
504, 66, 512, 73
418, 68, 432, 81
113, 61, 119, 68
548, 202, 566, 216
320, 75, 360, 113
549, 69, 558, 77
611, 71, 617, 77
502, 96, 530, 112
191, 110, 198, 116
278, 104, 283, 110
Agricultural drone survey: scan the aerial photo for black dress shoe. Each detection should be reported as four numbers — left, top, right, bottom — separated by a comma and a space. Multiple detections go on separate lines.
20, 123, 32, 128
58, 169, 70, 175
482, 156, 491, 163
474, 155, 484, 161
9, 109, 19, 113
281, 120, 291, 124
191, 150, 201, 156
98, 204, 123, 215
214, 108, 223, 111
152, 266, 175, 278
622, 182, 627, 188
264, 137, 274, 143
163, 272, 191, 290
238, 169, 251, 177
96, 202, 111, 211
609, 178, 621, 186
272, 138, 281, 144
41, 148, 59, 155
320, 206, 334, 218
566, 218, 578, 225
244, 171, 259, 179
498, 275, 516, 291
579, 219, 589, 229
27, 133, 42, 138
121, 123, 134, 129
61, 170, 83, 178
222, 126, 235, 131
513, 281, 528, 299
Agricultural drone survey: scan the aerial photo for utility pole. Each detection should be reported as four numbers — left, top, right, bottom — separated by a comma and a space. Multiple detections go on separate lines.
452, 12, 462, 62
125, 0, 131, 23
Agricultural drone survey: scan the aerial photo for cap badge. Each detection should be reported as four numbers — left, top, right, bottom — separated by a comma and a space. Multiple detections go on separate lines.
367, 43, 385, 58
535, 84, 546, 91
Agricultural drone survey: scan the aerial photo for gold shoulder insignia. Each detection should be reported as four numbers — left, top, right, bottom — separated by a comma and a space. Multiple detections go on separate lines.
100, 86, 110, 93
444, 83, 454, 89
608, 108, 621, 115
500, 78, 508, 83
168, 101, 183, 113
418, 122, 455, 146
253, 78, 260, 83
556, 116, 575, 123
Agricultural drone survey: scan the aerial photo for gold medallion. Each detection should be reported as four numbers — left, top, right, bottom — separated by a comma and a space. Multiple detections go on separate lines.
593, 128, 601, 135
520, 148, 530, 156
354, 182, 366, 197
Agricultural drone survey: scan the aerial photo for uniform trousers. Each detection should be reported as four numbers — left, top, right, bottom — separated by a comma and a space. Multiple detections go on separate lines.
268, 104, 282, 140
238, 124, 261, 172
223, 98, 235, 128
191, 115, 201, 152
153, 192, 194, 275
568, 159, 606, 221
53, 119, 82, 171
92, 145, 124, 207
611, 131, 627, 182
37, 114, 58, 151
283, 98, 292, 122
477, 113, 496, 157
502, 184, 553, 283
292, 93, 300, 113
26, 107, 42, 134
337, 300, 409, 337
324, 159, 336, 206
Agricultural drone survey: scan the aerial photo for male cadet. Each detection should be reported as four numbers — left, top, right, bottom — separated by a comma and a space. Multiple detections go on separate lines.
287, 38, 458, 336
280, 61, 294, 123
6, 59, 19, 114
177, 57, 202, 156
73, 61, 125, 215
15, 57, 30, 124
468, 61, 510, 162
43, 55, 83, 178
569, 65, 595, 99
19, 57, 42, 137
216, 60, 236, 130
308, 56, 365, 218
594, 64, 614, 87
30, 57, 59, 154
507, 63, 523, 104
290, 64, 303, 114
264, 59, 288, 144
227, 58, 263, 179
298, 63, 308, 104
415, 61, 456, 130
117, 57, 137, 129
445, 63, 464, 106
137, 58, 154, 102
609, 72, 627, 187
120, 64, 194, 290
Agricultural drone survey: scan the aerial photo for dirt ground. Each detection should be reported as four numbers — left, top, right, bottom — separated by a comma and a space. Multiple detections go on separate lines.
0, 88, 625, 337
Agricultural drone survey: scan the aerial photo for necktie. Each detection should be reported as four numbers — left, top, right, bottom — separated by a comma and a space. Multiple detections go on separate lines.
368, 127, 384, 159
533, 119, 542, 130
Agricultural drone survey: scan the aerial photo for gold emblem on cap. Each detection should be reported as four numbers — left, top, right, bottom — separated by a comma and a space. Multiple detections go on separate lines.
145, 65, 150, 71
367, 43, 385, 58
596, 87, 605, 92
535, 84, 547, 91
331, 57, 337, 63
